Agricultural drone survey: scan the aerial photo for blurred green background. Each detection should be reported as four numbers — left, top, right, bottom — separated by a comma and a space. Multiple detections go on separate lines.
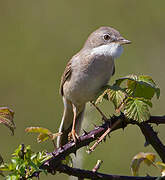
0, 0, 165, 179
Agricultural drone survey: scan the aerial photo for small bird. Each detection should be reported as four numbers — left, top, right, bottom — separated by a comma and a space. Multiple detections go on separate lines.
57, 26, 131, 147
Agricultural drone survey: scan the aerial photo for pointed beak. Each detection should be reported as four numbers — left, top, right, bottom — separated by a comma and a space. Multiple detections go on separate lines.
118, 37, 131, 45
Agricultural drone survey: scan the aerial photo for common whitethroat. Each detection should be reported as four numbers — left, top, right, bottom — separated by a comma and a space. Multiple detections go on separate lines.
57, 26, 131, 147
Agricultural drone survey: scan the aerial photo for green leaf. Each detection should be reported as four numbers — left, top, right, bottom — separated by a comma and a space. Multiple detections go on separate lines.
131, 152, 156, 176
0, 164, 10, 171
95, 85, 126, 110
115, 75, 160, 100
94, 85, 111, 104
6, 174, 20, 180
106, 86, 126, 110
124, 97, 151, 122
156, 162, 165, 177
37, 133, 49, 143
25, 127, 54, 142
62, 155, 73, 167
0, 144, 51, 179
25, 127, 52, 135
25, 127, 62, 143
0, 107, 15, 135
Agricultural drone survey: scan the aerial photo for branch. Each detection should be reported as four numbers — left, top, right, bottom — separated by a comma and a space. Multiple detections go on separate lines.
33, 114, 165, 179
146, 115, 165, 124
56, 164, 157, 180
138, 122, 165, 162
40, 114, 126, 172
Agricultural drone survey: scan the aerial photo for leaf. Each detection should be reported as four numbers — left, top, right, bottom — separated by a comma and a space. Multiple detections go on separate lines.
124, 97, 151, 122
131, 152, 156, 176
115, 74, 138, 86
94, 85, 111, 104
25, 127, 62, 143
25, 127, 52, 135
0, 107, 15, 135
37, 133, 49, 143
95, 85, 126, 110
62, 155, 73, 167
115, 75, 160, 100
106, 86, 126, 110
25, 127, 53, 143
156, 162, 165, 177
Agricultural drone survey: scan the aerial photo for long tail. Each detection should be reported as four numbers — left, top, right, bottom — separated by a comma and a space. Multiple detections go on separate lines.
57, 97, 85, 147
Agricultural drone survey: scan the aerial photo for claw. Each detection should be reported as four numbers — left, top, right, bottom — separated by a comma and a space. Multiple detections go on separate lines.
71, 129, 79, 144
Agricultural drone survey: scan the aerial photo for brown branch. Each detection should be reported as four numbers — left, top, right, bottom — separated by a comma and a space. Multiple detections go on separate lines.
31, 114, 165, 179
56, 164, 157, 180
138, 122, 165, 162
146, 115, 165, 124
40, 115, 126, 173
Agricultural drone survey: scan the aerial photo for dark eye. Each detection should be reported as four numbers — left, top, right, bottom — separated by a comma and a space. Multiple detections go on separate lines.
103, 34, 110, 41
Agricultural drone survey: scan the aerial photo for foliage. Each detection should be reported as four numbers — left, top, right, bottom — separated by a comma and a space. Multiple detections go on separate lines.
0, 74, 162, 179
0, 107, 15, 135
0, 144, 51, 179
95, 74, 160, 123
131, 152, 165, 177
131, 152, 156, 176
25, 126, 62, 147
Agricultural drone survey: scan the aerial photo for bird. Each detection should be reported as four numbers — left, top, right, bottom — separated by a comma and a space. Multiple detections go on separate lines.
57, 26, 131, 147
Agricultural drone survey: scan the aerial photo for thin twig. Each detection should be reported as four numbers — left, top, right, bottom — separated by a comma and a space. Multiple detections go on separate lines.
87, 119, 122, 153
92, 160, 103, 172
91, 102, 107, 121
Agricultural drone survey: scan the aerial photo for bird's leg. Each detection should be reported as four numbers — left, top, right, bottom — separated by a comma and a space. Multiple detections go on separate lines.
71, 104, 79, 143
90, 101, 107, 121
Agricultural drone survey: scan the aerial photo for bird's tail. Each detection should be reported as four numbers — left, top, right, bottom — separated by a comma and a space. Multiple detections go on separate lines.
57, 97, 85, 147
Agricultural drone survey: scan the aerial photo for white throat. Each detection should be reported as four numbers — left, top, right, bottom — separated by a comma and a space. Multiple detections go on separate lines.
91, 43, 123, 59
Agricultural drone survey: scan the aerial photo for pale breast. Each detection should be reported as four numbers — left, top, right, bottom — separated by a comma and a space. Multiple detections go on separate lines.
63, 53, 114, 105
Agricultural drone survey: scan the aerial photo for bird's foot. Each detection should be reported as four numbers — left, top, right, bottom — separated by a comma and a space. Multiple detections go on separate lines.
68, 130, 79, 144
72, 129, 79, 144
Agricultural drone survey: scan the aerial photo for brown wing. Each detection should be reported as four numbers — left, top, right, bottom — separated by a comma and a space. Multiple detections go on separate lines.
60, 61, 72, 96
112, 65, 115, 76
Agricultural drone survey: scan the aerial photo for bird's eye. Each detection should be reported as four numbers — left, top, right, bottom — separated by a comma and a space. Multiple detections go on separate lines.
103, 34, 110, 41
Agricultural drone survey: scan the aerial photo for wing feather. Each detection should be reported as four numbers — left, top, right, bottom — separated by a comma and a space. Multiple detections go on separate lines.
60, 61, 72, 96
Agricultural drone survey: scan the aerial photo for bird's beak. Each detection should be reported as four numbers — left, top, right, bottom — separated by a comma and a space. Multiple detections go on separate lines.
118, 37, 131, 45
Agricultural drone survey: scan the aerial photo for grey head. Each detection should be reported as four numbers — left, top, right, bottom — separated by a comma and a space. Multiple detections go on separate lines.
83, 26, 131, 49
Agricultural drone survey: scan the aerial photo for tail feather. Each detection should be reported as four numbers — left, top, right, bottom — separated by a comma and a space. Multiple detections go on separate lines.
57, 97, 85, 147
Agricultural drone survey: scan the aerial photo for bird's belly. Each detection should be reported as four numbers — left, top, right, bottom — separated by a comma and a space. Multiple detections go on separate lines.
63, 57, 114, 105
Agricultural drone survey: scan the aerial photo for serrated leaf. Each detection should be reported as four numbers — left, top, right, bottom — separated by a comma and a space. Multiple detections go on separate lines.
115, 75, 160, 100
106, 87, 126, 110
124, 97, 151, 122
95, 85, 126, 110
131, 152, 156, 176
115, 74, 138, 86
94, 85, 111, 104
0, 107, 15, 135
